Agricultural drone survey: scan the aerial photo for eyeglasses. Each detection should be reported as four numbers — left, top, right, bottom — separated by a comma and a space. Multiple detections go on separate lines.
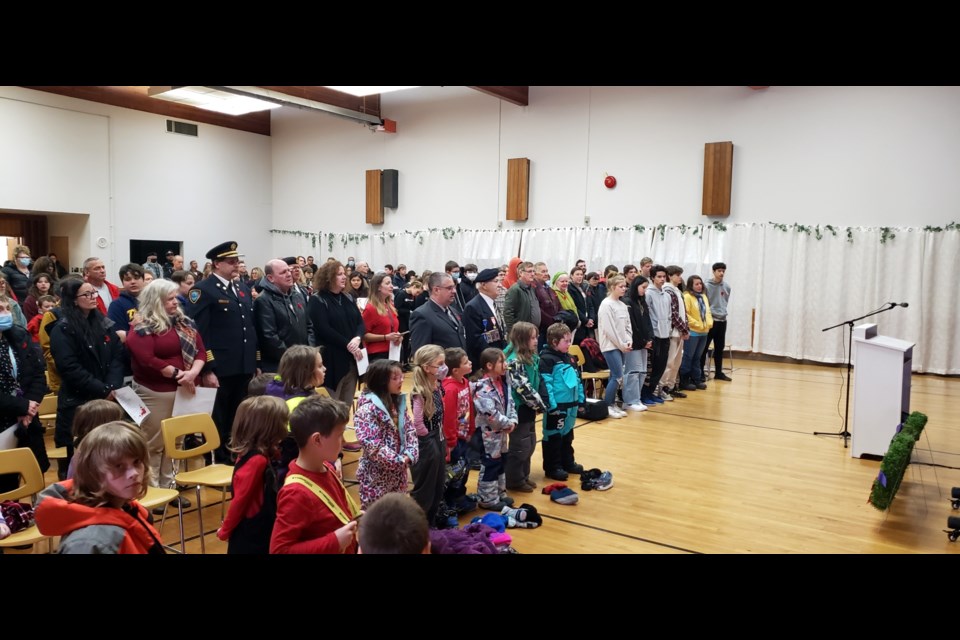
77, 291, 99, 299
437, 285, 456, 291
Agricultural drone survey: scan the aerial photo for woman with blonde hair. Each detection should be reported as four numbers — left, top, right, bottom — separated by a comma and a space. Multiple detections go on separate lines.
2, 244, 33, 302
0, 273, 27, 327
362, 272, 403, 364
126, 279, 209, 506
409, 344, 447, 526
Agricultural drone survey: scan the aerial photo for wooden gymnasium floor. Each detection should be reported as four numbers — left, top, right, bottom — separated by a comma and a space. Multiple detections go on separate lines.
15, 358, 960, 555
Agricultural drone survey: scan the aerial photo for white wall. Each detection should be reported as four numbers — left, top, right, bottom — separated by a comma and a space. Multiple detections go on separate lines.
271, 85, 960, 245
0, 87, 273, 276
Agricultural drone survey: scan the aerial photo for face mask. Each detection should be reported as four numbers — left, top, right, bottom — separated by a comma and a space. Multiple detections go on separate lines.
347, 262, 355, 269
0, 313, 12, 331
451, 272, 460, 282
18, 258, 30, 267
465, 272, 477, 282
436, 364, 449, 381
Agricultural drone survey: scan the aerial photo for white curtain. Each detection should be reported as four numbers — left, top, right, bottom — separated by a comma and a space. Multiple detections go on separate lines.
919, 228, 960, 374
311, 223, 960, 373
520, 227, 655, 272
321, 230, 523, 275
703, 223, 763, 353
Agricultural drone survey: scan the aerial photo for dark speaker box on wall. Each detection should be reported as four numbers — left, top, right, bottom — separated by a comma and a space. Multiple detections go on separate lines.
382, 169, 399, 208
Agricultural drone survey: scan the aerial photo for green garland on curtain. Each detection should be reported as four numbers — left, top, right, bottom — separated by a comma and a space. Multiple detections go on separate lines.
316, 221, 956, 256
269, 229, 319, 249
868, 412, 928, 511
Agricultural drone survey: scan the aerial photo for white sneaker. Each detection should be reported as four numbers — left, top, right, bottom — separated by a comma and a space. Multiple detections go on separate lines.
625, 403, 647, 412
659, 388, 674, 402
606, 407, 625, 419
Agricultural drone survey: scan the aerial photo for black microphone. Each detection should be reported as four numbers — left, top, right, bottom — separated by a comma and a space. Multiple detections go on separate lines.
897, 302, 909, 308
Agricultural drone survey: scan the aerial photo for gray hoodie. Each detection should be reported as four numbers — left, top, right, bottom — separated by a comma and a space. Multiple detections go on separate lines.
645, 285, 672, 339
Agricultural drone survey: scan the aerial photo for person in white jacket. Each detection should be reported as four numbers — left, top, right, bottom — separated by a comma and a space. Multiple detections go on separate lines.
596, 275, 634, 418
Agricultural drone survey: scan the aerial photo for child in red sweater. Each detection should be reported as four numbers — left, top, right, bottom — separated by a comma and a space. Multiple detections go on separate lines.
270, 395, 360, 554
441, 347, 477, 515
217, 395, 289, 554
26, 295, 56, 343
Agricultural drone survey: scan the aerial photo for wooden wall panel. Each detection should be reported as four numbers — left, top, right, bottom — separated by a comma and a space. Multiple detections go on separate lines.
366, 169, 383, 225
506, 158, 530, 221
702, 141, 733, 216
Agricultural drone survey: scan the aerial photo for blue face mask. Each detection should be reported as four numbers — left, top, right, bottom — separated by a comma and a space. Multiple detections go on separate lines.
0, 313, 12, 331
436, 364, 449, 381
18, 257, 30, 267
451, 272, 461, 282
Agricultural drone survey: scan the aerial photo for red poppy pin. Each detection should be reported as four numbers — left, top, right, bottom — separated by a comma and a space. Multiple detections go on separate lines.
104, 336, 111, 343
297, 303, 303, 309
239, 291, 246, 298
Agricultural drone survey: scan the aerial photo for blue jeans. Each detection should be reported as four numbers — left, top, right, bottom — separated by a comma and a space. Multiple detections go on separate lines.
680, 334, 708, 383
623, 349, 646, 405
603, 349, 624, 407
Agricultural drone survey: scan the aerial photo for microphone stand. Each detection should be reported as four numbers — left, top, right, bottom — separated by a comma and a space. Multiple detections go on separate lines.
815, 303, 903, 448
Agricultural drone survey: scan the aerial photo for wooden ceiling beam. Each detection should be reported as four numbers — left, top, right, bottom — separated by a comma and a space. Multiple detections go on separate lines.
22, 86, 271, 136
468, 86, 529, 106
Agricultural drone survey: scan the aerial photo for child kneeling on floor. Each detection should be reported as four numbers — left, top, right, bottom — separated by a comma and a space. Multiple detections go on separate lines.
540, 323, 585, 481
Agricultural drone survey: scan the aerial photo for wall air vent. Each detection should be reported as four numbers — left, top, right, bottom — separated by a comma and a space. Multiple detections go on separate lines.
166, 120, 198, 137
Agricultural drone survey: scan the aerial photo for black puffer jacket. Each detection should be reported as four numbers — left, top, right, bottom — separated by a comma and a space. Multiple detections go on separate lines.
2, 260, 31, 302
49, 313, 124, 410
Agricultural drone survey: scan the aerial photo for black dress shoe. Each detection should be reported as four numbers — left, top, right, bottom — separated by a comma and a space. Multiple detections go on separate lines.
714, 372, 732, 381
564, 463, 584, 475
544, 468, 569, 481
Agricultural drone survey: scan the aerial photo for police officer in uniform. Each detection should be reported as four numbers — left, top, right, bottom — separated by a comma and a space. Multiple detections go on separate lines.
184, 241, 260, 463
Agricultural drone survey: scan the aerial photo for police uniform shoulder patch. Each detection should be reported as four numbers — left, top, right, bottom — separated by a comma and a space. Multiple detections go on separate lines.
188, 289, 201, 304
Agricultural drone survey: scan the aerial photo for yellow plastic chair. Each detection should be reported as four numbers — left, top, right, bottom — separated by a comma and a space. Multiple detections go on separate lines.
38, 394, 57, 431
138, 485, 183, 553
161, 414, 233, 554
568, 345, 609, 400
0, 448, 52, 553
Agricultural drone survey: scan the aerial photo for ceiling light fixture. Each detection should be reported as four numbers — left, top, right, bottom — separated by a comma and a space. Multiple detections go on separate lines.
324, 86, 420, 97
147, 86, 282, 116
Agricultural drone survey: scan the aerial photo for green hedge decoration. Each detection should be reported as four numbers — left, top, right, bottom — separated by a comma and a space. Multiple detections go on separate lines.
868, 412, 928, 511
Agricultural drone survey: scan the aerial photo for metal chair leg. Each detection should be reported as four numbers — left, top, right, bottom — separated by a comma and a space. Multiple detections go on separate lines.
177, 498, 185, 554
196, 485, 205, 554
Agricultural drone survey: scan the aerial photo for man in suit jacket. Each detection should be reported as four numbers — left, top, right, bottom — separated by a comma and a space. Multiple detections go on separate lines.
184, 241, 260, 463
462, 268, 507, 369
410, 272, 466, 354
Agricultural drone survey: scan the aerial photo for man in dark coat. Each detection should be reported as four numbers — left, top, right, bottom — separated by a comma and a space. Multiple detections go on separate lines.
410, 272, 466, 354
184, 241, 259, 463
254, 258, 310, 372
462, 268, 507, 369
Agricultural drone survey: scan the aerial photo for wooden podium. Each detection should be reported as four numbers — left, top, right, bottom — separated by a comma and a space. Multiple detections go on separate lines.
850, 323, 914, 459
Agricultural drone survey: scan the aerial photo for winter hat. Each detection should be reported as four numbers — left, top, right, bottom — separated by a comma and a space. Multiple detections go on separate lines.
550, 487, 579, 505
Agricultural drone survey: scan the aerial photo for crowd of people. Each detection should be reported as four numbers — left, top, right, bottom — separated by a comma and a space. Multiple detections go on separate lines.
2, 242, 732, 554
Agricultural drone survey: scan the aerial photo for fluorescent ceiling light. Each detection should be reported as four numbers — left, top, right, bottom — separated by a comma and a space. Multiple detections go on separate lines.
324, 86, 420, 97
148, 86, 282, 116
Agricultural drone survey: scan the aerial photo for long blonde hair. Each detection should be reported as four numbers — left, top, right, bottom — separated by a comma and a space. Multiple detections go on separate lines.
137, 279, 186, 334
411, 344, 444, 419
